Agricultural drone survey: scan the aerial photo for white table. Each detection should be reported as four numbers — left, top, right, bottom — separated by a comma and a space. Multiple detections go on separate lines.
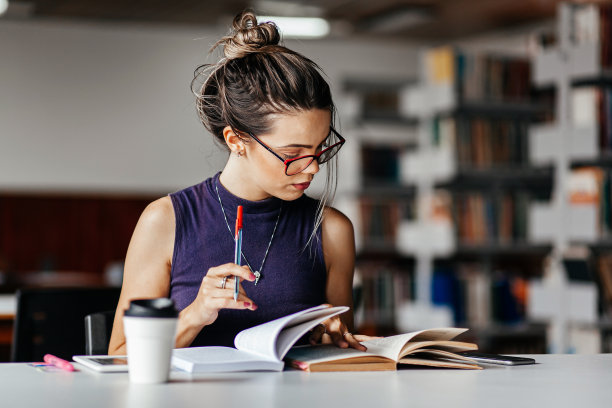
0, 354, 611, 408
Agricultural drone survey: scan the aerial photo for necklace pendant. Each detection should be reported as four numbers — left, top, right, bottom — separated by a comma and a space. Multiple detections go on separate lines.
254, 271, 261, 285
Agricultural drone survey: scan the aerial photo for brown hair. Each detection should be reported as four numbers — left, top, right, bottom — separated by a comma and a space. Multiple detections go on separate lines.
192, 10, 336, 143
192, 10, 339, 246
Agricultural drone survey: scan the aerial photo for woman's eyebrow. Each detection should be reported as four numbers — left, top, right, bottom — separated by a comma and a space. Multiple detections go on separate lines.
278, 143, 313, 148
277, 130, 331, 149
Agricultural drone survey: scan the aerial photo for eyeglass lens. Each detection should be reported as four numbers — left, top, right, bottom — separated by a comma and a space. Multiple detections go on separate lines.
285, 142, 342, 175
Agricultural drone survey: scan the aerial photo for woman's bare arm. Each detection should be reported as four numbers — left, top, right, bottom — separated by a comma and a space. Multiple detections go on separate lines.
314, 206, 366, 350
108, 196, 257, 355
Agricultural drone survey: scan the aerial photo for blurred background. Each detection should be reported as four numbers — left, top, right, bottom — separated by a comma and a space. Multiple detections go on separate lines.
1, 0, 611, 360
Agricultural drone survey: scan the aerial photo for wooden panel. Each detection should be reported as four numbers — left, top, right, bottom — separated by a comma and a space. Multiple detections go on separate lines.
0, 194, 154, 280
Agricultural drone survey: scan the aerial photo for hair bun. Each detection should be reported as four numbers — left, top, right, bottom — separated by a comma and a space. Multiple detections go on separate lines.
217, 11, 281, 60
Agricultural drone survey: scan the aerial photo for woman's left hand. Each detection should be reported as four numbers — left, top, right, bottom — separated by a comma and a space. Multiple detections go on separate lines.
308, 315, 376, 351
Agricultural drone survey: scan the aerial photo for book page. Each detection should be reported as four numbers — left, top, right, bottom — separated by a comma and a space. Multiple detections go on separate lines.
400, 340, 477, 356
275, 306, 348, 359
361, 328, 468, 361
285, 344, 391, 365
407, 348, 479, 363
234, 305, 348, 361
399, 348, 481, 369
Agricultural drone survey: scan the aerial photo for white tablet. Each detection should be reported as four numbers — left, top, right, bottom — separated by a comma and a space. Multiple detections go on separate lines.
72, 355, 129, 372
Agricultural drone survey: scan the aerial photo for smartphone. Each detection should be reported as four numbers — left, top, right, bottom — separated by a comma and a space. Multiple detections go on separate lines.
72, 355, 129, 372
458, 352, 536, 366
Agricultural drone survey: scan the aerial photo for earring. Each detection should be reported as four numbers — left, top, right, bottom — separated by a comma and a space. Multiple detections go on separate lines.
236, 151, 242, 157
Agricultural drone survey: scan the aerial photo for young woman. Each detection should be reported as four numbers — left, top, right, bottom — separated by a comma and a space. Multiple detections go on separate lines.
108, 11, 368, 354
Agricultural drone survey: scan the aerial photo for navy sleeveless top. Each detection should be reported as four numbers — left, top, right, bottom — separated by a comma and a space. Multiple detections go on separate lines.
169, 172, 327, 347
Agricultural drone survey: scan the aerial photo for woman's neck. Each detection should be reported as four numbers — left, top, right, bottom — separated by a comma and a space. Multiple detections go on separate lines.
219, 158, 272, 202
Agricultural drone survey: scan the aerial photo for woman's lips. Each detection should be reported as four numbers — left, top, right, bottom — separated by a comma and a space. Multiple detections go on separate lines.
293, 182, 311, 190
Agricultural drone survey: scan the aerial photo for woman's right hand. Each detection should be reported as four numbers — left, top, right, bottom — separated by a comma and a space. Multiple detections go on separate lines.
184, 263, 258, 328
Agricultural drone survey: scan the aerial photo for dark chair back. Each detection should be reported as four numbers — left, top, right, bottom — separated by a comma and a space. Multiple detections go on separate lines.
11, 287, 121, 362
84, 310, 116, 355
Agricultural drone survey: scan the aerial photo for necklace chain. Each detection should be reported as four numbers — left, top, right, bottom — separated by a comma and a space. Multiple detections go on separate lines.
215, 180, 282, 285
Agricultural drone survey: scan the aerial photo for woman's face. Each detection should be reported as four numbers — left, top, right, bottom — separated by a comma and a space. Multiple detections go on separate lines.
242, 108, 332, 201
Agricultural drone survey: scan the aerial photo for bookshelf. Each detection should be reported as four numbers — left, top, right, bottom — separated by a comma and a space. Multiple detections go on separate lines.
526, 2, 612, 353
336, 78, 419, 335
394, 45, 554, 352
340, 46, 554, 353
343, 3, 612, 353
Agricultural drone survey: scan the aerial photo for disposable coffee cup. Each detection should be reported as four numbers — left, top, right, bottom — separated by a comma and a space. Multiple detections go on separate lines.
123, 298, 178, 384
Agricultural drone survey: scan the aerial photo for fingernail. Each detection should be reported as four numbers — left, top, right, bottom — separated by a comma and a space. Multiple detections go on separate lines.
251, 304, 258, 310
244, 302, 251, 307
249, 273, 256, 281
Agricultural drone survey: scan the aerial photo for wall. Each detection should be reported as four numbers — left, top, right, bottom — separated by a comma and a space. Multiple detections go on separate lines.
0, 19, 420, 196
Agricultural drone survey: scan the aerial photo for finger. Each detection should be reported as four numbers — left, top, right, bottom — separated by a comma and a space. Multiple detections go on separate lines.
343, 333, 367, 351
206, 288, 258, 310
328, 330, 349, 349
320, 333, 333, 345
308, 324, 326, 345
207, 264, 256, 282
216, 279, 248, 295
208, 296, 258, 311
353, 334, 382, 342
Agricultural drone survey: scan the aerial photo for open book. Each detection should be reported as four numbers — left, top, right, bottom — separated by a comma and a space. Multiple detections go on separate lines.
284, 328, 481, 371
171, 305, 348, 373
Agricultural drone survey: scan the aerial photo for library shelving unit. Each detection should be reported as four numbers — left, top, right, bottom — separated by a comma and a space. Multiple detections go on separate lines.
396, 45, 554, 352
527, 2, 612, 353
335, 78, 419, 334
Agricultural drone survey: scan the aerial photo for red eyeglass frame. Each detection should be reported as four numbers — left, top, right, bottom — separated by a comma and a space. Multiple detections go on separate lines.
247, 127, 345, 176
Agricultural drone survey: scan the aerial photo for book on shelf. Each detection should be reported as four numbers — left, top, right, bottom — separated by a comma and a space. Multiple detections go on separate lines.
422, 46, 532, 103
355, 262, 413, 331
361, 144, 402, 185
358, 196, 414, 248
454, 192, 530, 245
425, 46, 455, 85
571, 2, 612, 68
568, 167, 611, 236
434, 116, 531, 169
171, 305, 347, 373
598, 254, 612, 315
432, 265, 529, 327
571, 87, 612, 150
284, 327, 481, 372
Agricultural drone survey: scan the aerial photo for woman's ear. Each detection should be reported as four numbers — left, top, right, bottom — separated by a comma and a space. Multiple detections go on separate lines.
222, 126, 246, 155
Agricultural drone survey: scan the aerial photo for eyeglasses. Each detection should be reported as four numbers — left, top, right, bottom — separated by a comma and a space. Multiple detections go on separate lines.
247, 127, 345, 176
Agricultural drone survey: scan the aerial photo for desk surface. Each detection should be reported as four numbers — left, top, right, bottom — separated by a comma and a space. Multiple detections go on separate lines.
1, 354, 611, 408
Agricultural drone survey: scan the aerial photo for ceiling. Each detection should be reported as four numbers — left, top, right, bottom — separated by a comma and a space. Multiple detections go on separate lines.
2, 0, 609, 40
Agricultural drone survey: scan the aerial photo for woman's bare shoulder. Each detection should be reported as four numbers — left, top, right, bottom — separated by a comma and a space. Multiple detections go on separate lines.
128, 196, 175, 261
140, 196, 175, 229
322, 206, 354, 234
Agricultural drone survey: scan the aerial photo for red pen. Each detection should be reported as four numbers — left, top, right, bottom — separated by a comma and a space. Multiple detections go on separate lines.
234, 205, 243, 301
43, 354, 75, 372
